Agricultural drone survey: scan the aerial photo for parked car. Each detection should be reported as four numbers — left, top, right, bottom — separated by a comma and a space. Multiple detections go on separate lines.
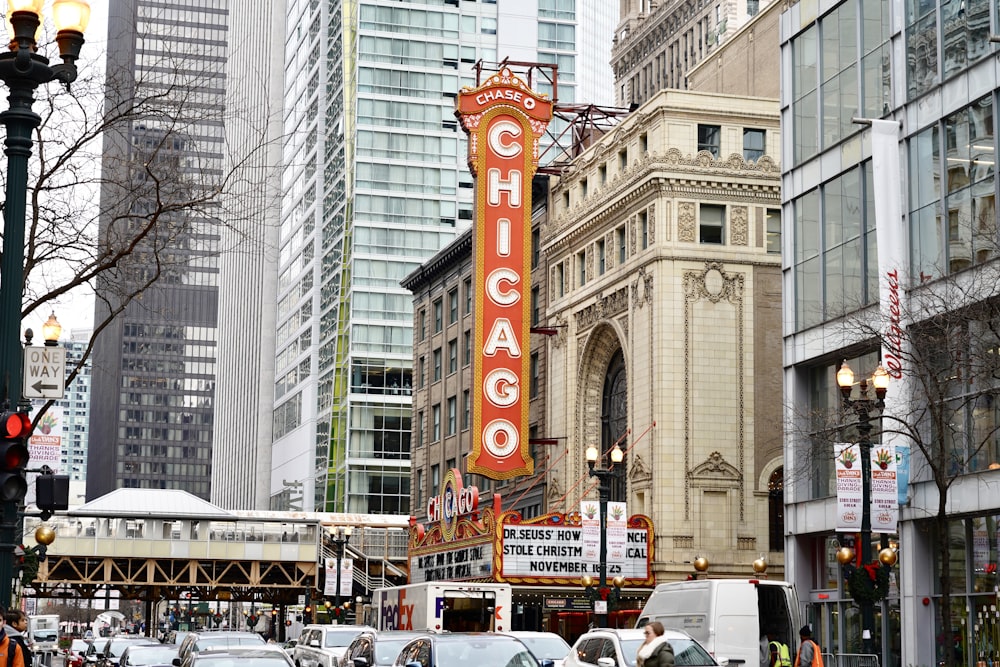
65, 639, 92, 667
341, 631, 427, 667
95, 637, 161, 667
163, 632, 192, 647
121, 645, 183, 667
563, 628, 723, 667
175, 632, 267, 667
389, 633, 544, 667
281, 640, 298, 658
293, 626, 372, 667
190, 646, 294, 667
504, 632, 571, 667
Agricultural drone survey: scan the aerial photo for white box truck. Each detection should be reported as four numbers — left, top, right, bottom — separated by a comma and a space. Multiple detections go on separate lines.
28, 614, 60, 666
369, 582, 512, 632
636, 579, 800, 666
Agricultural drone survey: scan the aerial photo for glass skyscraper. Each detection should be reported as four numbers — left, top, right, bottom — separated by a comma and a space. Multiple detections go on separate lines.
270, 0, 618, 513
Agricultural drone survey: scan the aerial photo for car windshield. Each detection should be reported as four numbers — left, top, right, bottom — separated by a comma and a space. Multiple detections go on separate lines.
373, 639, 414, 666
619, 639, 715, 667
35, 631, 58, 642
324, 632, 361, 649
124, 647, 182, 666
197, 637, 266, 651
512, 637, 570, 660
194, 656, 289, 667
110, 642, 157, 657
434, 639, 538, 667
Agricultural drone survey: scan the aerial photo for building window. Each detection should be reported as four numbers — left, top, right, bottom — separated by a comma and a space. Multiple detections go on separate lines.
578, 250, 587, 286
747, 0, 759, 15
599, 164, 607, 185
418, 357, 425, 388
448, 339, 458, 374
618, 148, 627, 170
767, 208, 781, 254
531, 286, 540, 326
698, 124, 721, 157
581, 178, 588, 198
555, 263, 565, 297
462, 390, 470, 430
419, 310, 426, 341
597, 239, 606, 275
416, 469, 424, 508
530, 352, 539, 398
532, 229, 540, 269
700, 204, 725, 244
447, 396, 457, 435
433, 348, 442, 382
640, 210, 649, 249
433, 299, 443, 332
448, 289, 458, 324
640, 133, 648, 153
464, 277, 472, 315
432, 404, 441, 441
417, 410, 424, 447
431, 464, 440, 491
617, 226, 626, 264
563, 190, 570, 209
744, 128, 765, 161
463, 330, 471, 367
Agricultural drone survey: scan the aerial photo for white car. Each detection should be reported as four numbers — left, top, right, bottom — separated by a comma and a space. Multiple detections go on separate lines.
293, 626, 373, 667
563, 628, 724, 667
504, 632, 570, 667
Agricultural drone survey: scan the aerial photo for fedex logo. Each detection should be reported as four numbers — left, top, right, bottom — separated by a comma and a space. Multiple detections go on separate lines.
381, 589, 416, 630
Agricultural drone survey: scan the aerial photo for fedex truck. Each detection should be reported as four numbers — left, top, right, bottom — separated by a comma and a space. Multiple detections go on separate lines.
636, 579, 800, 667
368, 582, 512, 632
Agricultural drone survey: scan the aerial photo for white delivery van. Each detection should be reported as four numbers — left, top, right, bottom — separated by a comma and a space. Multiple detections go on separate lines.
368, 582, 512, 632
636, 579, 799, 666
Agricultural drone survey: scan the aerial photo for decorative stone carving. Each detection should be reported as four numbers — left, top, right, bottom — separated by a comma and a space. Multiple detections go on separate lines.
631, 266, 654, 308
546, 476, 564, 503
673, 536, 694, 548
683, 261, 744, 304
731, 205, 748, 246
678, 202, 696, 242
551, 313, 567, 348
689, 451, 741, 482
629, 453, 651, 483
575, 286, 630, 330
629, 215, 637, 255
618, 314, 628, 341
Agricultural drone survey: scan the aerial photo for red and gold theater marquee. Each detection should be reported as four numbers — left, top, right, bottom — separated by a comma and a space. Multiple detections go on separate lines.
409, 472, 654, 586
457, 69, 552, 480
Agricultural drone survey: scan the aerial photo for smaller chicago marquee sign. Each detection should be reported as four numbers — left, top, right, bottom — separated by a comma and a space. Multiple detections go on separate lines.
409, 472, 654, 587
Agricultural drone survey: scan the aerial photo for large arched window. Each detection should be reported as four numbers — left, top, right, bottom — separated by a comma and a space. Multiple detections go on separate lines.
602, 349, 627, 502
768, 467, 785, 552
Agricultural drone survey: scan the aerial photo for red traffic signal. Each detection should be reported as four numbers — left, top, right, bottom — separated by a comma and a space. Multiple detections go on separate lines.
1, 412, 30, 440
0, 411, 30, 502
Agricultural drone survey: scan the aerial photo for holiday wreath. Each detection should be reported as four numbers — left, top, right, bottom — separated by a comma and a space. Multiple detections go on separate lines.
846, 561, 890, 604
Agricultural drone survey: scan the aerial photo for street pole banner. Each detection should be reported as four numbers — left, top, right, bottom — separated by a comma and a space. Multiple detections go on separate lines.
835, 442, 863, 532
870, 444, 898, 533
323, 558, 336, 596
339, 558, 353, 597
871, 118, 910, 506
580, 501, 600, 564
607, 501, 627, 565
457, 68, 552, 480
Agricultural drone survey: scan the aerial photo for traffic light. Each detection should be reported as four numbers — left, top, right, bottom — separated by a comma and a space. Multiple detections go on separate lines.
0, 411, 30, 502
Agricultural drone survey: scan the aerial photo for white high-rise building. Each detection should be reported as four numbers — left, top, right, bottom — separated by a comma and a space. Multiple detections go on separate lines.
268, 0, 618, 512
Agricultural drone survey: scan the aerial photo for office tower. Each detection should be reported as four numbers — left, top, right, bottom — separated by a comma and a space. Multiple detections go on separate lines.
58, 331, 93, 484
781, 0, 1000, 662
270, 0, 618, 513
86, 0, 229, 500
210, 2, 285, 510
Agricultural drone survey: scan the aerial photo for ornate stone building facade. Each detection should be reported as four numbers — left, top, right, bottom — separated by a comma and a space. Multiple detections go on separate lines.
611, 0, 780, 104
542, 89, 783, 580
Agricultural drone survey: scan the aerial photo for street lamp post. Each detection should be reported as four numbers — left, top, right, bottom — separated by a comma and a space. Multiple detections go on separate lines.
0, 0, 89, 610
328, 526, 352, 612
586, 443, 623, 628
836, 360, 889, 657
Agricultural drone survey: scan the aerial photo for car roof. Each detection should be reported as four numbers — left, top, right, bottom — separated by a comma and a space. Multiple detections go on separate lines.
421, 633, 523, 643
578, 629, 694, 642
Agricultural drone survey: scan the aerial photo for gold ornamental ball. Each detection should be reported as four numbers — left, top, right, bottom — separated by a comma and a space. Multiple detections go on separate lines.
34, 524, 56, 546
752, 558, 768, 574
836, 547, 856, 565
612, 576, 625, 588
693, 557, 709, 572
581, 575, 594, 588
878, 547, 898, 566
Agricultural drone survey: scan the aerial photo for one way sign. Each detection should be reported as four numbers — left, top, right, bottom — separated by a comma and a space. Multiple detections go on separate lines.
22, 346, 66, 399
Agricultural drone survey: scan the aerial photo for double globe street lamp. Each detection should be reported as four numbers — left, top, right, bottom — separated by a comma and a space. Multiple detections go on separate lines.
836, 360, 892, 656
0, 0, 89, 609
585, 442, 624, 628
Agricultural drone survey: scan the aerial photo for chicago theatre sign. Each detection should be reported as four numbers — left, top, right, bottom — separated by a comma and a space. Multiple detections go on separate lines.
457, 69, 552, 480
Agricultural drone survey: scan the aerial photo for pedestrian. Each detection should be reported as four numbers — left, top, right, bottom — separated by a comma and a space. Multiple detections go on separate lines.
0, 609, 26, 667
759, 631, 770, 667
794, 626, 824, 667
767, 629, 791, 667
3, 610, 30, 667
636, 622, 674, 667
